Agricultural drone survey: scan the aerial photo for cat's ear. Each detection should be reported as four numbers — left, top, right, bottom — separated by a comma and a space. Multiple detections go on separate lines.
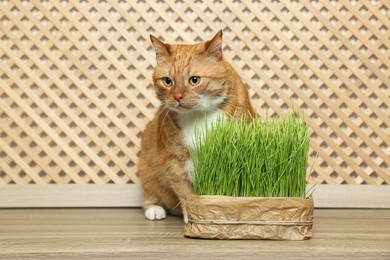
150, 35, 170, 61
205, 30, 223, 61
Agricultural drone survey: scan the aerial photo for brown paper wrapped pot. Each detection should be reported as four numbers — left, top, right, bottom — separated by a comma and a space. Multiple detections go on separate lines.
184, 195, 313, 240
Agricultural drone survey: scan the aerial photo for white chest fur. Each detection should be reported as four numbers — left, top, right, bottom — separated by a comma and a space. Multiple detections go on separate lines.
176, 109, 225, 150
176, 109, 225, 183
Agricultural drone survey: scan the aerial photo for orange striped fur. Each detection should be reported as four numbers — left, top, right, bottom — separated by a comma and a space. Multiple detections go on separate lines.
138, 31, 255, 221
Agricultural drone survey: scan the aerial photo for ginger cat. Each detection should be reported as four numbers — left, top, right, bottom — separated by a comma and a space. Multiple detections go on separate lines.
138, 31, 255, 221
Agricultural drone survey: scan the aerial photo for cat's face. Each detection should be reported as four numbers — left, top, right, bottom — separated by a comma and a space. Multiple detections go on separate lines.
150, 31, 228, 113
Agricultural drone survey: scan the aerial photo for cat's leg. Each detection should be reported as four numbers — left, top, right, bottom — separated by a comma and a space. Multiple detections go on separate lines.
142, 176, 182, 220
177, 191, 190, 224
139, 169, 168, 220
166, 166, 194, 223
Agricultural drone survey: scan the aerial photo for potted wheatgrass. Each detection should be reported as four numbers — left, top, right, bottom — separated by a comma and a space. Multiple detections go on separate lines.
184, 111, 314, 240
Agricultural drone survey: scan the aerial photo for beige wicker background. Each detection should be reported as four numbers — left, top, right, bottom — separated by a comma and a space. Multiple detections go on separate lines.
0, 0, 389, 187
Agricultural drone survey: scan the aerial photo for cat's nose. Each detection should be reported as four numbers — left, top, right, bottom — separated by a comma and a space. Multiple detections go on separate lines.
174, 93, 184, 102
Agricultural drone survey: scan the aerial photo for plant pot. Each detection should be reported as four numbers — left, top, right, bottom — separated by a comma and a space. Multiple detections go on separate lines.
184, 195, 313, 240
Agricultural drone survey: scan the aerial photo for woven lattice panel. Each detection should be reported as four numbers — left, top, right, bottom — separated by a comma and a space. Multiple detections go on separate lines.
0, 0, 389, 185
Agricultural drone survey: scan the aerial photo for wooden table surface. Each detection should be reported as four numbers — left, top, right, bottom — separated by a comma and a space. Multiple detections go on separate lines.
0, 208, 389, 259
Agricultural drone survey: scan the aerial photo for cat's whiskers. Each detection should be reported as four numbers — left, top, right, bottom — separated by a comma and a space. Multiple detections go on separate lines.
153, 102, 168, 119
159, 108, 172, 132
153, 102, 173, 133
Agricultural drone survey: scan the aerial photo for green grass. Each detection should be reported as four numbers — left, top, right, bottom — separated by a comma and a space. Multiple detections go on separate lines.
191, 111, 311, 198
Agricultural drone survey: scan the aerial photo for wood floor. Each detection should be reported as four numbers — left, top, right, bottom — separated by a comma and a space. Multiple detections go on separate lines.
0, 208, 389, 259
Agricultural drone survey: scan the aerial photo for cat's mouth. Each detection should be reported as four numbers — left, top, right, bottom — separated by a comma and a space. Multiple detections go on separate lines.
168, 95, 225, 113
171, 103, 194, 113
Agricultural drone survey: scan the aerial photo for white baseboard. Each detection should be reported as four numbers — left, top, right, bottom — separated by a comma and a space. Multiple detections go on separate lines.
309, 185, 390, 208
0, 184, 389, 208
0, 184, 143, 208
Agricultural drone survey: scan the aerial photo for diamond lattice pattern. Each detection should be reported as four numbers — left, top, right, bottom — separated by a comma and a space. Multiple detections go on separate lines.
0, 0, 389, 185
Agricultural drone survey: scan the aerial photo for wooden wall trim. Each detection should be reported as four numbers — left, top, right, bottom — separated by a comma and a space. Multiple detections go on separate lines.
310, 185, 390, 209
0, 185, 389, 208
0, 184, 143, 208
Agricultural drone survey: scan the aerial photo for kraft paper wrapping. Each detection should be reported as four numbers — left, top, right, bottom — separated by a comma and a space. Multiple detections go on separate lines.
184, 195, 313, 240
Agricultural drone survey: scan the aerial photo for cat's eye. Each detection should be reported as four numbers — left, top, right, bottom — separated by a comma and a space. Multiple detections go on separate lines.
162, 77, 173, 87
189, 76, 201, 86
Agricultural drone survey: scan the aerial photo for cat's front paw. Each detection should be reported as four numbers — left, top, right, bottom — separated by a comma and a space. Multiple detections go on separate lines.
145, 205, 167, 220
183, 214, 189, 224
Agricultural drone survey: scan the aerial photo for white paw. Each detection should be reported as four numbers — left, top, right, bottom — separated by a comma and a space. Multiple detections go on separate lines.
145, 205, 167, 220
183, 214, 189, 224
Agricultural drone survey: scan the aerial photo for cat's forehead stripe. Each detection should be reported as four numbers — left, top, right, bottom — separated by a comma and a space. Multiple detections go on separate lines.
162, 43, 207, 78
172, 57, 191, 76
155, 42, 218, 80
